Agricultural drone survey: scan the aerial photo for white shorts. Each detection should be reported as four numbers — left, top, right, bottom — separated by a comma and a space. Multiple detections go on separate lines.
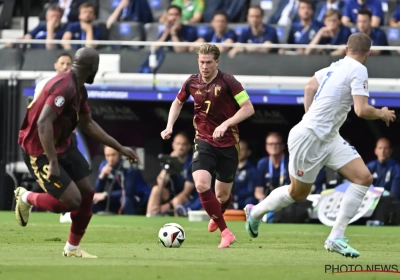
287, 124, 360, 184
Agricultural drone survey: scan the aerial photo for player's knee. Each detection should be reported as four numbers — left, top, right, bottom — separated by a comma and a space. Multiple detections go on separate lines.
194, 180, 210, 193
353, 172, 373, 187
65, 195, 82, 210
288, 185, 309, 201
215, 192, 229, 204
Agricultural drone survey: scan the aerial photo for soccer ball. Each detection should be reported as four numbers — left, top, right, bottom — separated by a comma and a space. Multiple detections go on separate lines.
158, 223, 185, 248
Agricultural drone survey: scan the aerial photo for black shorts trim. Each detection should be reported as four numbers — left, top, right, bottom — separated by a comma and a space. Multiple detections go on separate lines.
191, 139, 239, 183
22, 144, 91, 198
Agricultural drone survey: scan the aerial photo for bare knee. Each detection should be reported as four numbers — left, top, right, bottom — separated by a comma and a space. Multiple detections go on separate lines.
288, 181, 312, 201
216, 190, 230, 203
64, 194, 82, 210
352, 173, 373, 187
195, 180, 210, 193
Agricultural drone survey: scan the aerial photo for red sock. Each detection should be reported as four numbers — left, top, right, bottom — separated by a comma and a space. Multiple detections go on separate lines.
27, 193, 70, 213
221, 193, 233, 214
199, 189, 227, 232
68, 190, 94, 246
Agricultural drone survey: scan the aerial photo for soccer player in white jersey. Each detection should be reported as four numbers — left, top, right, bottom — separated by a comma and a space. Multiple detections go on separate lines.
33, 53, 72, 99
244, 33, 396, 258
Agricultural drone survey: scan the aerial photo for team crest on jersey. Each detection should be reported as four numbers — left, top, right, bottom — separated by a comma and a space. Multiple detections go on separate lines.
297, 170, 304, 177
54, 96, 65, 107
214, 85, 221, 96
363, 80, 368, 92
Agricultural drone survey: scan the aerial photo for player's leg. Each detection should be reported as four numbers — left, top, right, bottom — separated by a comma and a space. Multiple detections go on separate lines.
192, 140, 229, 243
324, 140, 371, 258
61, 145, 97, 258
244, 125, 325, 238
15, 152, 82, 226
207, 144, 238, 233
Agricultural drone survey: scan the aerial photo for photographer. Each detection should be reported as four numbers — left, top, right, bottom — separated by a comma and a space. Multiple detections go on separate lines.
93, 146, 150, 215
254, 132, 290, 201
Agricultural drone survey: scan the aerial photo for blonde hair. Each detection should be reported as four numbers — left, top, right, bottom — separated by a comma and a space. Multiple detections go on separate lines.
197, 44, 221, 61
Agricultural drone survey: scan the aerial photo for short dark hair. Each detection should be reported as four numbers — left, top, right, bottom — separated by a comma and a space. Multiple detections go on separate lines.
248, 5, 264, 16
47, 3, 63, 14
174, 131, 190, 142
212, 10, 229, 21
347, 33, 371, 55
167, 5, 182, 15
299, 0, 313, 9
79, 2, 96, 12
56, 52, 72, 62
240, 139, 252, 151
357, 9, 372, 19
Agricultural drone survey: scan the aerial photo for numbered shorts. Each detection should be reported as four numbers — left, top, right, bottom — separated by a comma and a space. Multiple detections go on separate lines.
192, 139, 239, 183
287, 124, 360, 184
21, 144, 91, 198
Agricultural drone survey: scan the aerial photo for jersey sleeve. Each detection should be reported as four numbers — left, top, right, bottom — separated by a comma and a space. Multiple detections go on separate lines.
44, 80, 73, 115
350, 66, 369, 97
224, 74, 249, 105
176, 77, 192, 103
315, 67, 330, 84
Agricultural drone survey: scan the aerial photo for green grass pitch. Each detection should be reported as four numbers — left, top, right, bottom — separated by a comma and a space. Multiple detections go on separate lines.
0, 212, 399, 280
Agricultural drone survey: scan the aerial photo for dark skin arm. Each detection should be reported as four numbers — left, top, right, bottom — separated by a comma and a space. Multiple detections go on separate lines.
79, 113, 140, 163
37, 105, 61, 182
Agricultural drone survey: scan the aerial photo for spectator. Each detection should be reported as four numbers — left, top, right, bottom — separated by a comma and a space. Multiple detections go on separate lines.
61, 3, 103, 50
106, 0, 153, 29
93, 146, 151, 215
156, 5, 197, 52
268, 0, 300, 26
232, 140, 257, 209
190, 11, 237, 53
160, 0, 204, 24
254, 132, 290, 201
314, 0, 345, 23
389, 4, 400, 27
228, 6, 278, 58
283, 0, 323, 55
146, 133, 195, 217
355, 9, 388, 55
39, 0, 88, 24
305, 9, 351, 56
8, 4, 65, 50
367, 138, 400, 202
342, 0, 383, 28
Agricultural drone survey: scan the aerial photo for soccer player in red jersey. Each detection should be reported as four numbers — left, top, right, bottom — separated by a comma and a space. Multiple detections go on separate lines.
161, 44, 255, 248
15, 47, 140, 258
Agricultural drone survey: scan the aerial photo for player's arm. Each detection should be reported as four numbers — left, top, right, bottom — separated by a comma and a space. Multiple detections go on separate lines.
37, 105, 61, 163
167, 98, 184, 130
304, 75, 320, 112
351, 68, 396, 125
222, 99, 254, 128
79, 113, 125, 152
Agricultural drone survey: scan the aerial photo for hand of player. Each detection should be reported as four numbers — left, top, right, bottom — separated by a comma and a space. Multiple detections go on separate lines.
161, 128, 173, 140
47, 161, 60, 183
213, 124, 228, 141
119, 146, 141, 164
381, 107, 396, 126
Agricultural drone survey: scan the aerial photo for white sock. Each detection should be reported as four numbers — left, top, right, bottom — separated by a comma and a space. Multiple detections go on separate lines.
21, 191, 32, 205
65, 242, 79, 251
328, 183, 368, 239
251, 185, 295, 220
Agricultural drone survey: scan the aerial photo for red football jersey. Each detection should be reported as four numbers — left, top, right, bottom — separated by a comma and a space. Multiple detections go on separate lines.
18, 71, 91, 156
177, 70, 245, 148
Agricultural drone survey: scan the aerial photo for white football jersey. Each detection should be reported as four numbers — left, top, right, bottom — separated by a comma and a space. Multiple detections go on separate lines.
33, 74, 57, 100
300, 56, 369, 141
